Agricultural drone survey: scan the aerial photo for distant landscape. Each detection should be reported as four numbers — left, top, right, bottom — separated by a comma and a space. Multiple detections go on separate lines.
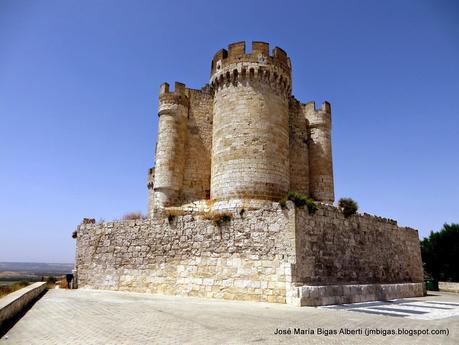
0, 262, 74, 285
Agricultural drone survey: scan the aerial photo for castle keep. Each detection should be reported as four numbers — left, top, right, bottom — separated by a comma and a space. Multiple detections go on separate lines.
75, 42, 424, 306
149, 41, 333, 214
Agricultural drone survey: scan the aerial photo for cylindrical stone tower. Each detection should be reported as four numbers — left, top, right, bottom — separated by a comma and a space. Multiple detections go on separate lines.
304, 101, 334, 204
152, 82, 188, 208
209, 41, 292, 203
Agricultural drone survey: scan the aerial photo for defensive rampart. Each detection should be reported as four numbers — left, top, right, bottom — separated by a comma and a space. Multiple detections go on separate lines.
75, 203, 423, 306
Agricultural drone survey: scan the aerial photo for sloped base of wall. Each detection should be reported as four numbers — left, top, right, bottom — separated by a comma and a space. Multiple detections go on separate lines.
289, 283, 425, 306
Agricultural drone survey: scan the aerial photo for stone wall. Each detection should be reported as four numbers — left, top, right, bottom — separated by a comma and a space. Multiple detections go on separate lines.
75, 203, 424, 305
76, 206, 296, 303
0, 282, 47, 328
439, 282, 459, 293
288, 98, 309, 196
181, 88, 213, 204
293, 205, 424, 286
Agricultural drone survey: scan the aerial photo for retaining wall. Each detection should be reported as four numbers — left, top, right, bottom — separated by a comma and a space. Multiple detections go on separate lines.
0, 282, 46, 328
439, 282, 459, 293
75, 203, 424, 306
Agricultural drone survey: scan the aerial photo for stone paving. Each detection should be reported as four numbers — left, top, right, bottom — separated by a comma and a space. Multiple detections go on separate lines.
1, 289, 458, 345
320, 298, 459, 320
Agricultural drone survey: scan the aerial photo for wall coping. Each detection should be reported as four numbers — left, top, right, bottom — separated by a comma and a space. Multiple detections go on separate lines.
0, 282, 47, 326
439, 281, 459, 293
76, 202, 418, 235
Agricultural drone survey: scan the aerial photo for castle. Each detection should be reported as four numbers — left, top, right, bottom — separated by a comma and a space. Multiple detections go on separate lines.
74, 41, 424, 306
148, 41, 333, 215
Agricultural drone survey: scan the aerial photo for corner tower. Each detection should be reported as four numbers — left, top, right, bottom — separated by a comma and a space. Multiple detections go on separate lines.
152, 82, 189, 209
209, 41, 292, 204
304, 101, 334, 203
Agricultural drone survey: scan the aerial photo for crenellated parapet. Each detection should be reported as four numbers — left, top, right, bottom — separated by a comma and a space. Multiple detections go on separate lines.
303, 101, 331, 129
210, 41, 291, 76
158, 82, 189, 113
209, 41, 292, 97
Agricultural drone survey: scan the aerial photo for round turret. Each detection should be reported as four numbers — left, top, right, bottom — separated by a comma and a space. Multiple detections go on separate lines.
152, 82, 188, 208
209, 41, 292, 203
303, 101, 334, 204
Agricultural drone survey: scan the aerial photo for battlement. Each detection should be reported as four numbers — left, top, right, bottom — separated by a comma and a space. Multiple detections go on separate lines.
210, 41, 291, 77
302, 101, 331, 128
159, 82, 186, 95
209, 43, 292, 96
158, 82, 189, 110
303, 101, 331, 113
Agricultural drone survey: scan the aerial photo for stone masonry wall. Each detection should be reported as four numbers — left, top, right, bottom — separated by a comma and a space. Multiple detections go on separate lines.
293, 205, 424, 286
76, 206, 296, 303
209, 42, 292, 203
210, 78, 290, 202
76, 203, 423, 305
181, 88, 213, 203
288, 98, 309, 196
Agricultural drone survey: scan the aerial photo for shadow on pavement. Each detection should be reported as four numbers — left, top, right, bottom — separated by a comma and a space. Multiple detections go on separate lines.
0, 289, 48, 338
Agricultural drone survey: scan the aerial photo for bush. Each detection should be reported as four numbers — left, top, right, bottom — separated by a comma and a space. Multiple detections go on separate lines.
121, 212, 146, 220
58, 279, 68, 289
45, 276, 56, 289
46, 276, 56, 284
287, 192, 318, 214
338, 197, 358, 217
0, 281, 29, 298
305, 198, 319, 214
279, 197, 288, 209
202, 211, 233, 226
165, 208, 185, 223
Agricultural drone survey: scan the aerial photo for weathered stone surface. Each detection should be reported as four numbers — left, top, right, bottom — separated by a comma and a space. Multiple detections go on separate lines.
293, 283, 425, 306
293, 205, 424, 286
76, 205, 295, 303
75, 204, 424, 305
439, 282, 459, 293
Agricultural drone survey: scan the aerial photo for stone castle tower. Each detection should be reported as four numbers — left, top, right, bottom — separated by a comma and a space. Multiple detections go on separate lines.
148, 41, 334, 216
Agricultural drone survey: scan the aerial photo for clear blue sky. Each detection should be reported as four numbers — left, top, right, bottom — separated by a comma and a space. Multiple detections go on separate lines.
0, 0, 458, 263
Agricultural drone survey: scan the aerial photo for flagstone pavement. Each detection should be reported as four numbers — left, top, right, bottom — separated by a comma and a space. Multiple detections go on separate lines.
1, 288, 458, 345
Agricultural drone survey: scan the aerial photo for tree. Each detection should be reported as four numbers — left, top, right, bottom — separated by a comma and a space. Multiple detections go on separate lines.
421, 223, 459, 282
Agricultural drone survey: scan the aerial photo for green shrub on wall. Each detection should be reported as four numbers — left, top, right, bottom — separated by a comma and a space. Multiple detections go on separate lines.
338, 197, 358, 218
202, 211, 233, 226
279, 197, 288, 209
287, 192, 318, 214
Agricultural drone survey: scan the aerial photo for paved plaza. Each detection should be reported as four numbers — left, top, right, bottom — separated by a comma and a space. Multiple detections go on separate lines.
1, 289, 458, 345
